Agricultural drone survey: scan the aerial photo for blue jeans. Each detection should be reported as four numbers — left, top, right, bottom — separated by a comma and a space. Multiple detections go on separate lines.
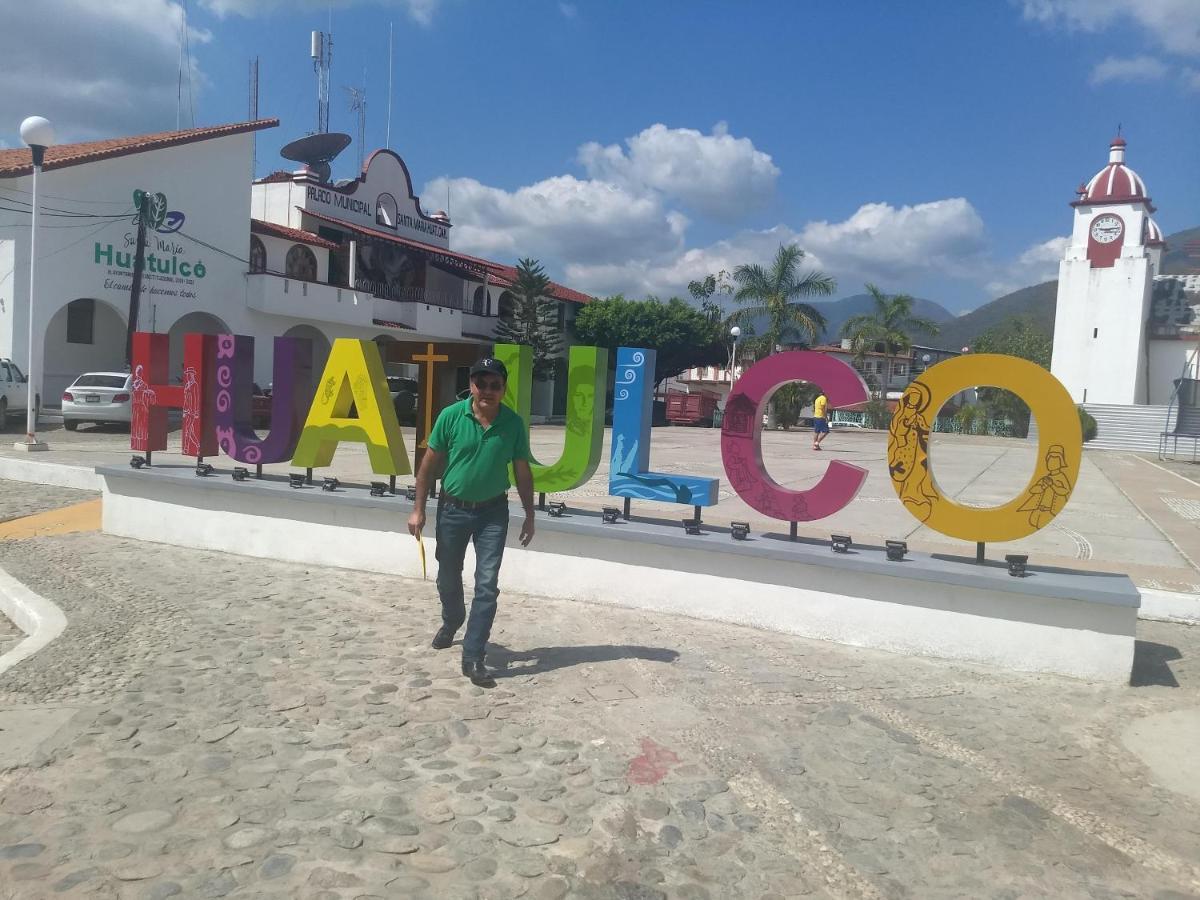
435, 502, 510, 661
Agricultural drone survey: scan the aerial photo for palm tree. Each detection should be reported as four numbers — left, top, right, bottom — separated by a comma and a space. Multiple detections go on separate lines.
730, 244, 835, 356
841, 283, 941, 398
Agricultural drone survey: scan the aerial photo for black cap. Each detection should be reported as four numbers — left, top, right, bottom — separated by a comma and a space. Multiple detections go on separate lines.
470, 357, 508, 380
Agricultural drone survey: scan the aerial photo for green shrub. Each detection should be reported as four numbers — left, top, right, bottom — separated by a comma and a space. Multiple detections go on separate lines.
1078, 406, 1098, 442
863, 398, 892, 430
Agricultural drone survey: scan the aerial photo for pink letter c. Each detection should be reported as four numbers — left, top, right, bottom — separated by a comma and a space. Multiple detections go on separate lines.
720, 351, 870, 521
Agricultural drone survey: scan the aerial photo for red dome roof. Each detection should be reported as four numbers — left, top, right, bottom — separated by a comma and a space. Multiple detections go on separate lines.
1144, 216, 1165, 247
1080, 136, 1148, 204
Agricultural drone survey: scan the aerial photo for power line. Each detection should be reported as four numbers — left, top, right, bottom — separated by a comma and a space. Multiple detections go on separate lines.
0, 185, 131, 206
0, 201, 131, 220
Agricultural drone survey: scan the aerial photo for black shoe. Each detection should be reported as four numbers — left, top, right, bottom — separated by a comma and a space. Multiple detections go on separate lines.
461, 660, 496, 687
431, 627, 456, 650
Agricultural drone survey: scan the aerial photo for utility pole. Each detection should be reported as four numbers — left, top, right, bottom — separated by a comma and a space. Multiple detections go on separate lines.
125, 190, 157, 367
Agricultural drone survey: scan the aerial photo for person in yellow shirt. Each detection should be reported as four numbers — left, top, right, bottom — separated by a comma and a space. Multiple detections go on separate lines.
812, 392, 830, 450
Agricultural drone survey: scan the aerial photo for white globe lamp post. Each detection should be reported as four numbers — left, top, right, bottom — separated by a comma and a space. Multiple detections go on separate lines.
16, 115, 55, 451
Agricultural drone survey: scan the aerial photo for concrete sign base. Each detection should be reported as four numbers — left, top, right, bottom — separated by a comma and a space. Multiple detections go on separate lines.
98, 466, 1140, 682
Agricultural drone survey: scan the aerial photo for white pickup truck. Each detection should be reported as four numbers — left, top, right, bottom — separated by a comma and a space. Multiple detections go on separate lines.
0, 359, 39, 425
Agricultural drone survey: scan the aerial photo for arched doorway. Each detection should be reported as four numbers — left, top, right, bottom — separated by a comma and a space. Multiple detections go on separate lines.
286, 244, 318, 281
497, 291, 515, 320
471, 286, 491, 316
167, 312, 231, 378
42, 298, 127, 405
282, 324, 332, 380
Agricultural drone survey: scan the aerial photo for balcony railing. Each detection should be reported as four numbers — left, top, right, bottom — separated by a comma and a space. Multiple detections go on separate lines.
355, 279, 470, 311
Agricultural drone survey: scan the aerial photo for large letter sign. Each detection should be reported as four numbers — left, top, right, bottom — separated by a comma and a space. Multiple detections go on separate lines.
721, 352, 870, 520
213, 335, 314, 464
131, 331, 218, 457
495, 343, 608, 492
610, 347, 719, 506
292, 339, 411, 476
887, 354, 1082, 541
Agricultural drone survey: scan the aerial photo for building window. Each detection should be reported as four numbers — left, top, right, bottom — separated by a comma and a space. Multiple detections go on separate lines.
893, 363, 907, 376
66, 298, 95, 345
556, 301, 566, 333
472, 286, 489, 316
249, 236, 266, 273
376, 193, 398, 229
498, 291, 515, 320
285, 244, 318, 281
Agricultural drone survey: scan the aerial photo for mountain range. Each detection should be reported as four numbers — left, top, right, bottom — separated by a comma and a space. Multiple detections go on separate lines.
810, 224, 1198, 353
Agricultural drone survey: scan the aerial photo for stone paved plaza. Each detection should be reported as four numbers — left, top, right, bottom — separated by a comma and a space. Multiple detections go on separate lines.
0, 481, 1199, 898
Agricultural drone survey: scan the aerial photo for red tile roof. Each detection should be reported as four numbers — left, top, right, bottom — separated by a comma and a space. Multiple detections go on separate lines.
0, 119, 279, 179
254, 170, 294, 184
251, 218, 338, 250
302, 208, 593, 305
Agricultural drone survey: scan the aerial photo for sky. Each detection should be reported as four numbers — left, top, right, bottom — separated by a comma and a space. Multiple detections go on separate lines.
0, 0, 1197, 313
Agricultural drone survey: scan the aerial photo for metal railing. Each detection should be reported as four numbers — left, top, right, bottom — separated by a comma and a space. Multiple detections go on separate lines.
1158, 344, 1200, 459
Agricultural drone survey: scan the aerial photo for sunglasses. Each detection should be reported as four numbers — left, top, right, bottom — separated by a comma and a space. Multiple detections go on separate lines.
473, 377, 505, 392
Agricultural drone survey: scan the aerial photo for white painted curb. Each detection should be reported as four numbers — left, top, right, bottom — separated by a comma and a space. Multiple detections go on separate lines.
0, 457, 102, 491
0, 565, 68, 678
1139, 589, 1200, 625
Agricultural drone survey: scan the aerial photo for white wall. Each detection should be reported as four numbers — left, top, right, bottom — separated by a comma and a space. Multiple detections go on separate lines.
0, 240, 14, 360
1148, 341, 1199, 405
42, 299, 127, 402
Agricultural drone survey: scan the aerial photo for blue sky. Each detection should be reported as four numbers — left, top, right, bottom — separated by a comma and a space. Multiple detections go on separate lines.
3, 0, 1197, 311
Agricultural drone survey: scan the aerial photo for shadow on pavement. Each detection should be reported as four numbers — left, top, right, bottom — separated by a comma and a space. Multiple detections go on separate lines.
487, 642, 680, 678
1129, 640, 1182, 688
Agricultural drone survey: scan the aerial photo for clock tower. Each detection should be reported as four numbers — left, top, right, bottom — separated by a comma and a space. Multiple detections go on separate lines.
1050, 136, 1163, 405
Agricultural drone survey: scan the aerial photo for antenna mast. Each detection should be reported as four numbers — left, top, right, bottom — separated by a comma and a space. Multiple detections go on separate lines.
386, 22, 394, 148
311, 29, 333, 133
347, 79, 367, 173
248, 56, 260, 176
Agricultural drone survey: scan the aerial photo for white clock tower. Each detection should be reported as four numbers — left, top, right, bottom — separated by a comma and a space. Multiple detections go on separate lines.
1050, 136, 1165, 405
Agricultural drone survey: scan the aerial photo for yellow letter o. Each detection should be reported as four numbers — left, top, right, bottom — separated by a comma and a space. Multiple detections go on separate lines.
887, 354, 1082, 542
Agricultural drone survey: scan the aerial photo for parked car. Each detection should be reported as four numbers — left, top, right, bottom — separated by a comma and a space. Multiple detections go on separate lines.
0, 358, 39, 425
831, 420, 866, 429
62, 372, 132, 430
251, 383, 272, 428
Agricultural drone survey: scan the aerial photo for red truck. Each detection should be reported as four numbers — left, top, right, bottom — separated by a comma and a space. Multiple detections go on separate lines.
665, 389, 721, 426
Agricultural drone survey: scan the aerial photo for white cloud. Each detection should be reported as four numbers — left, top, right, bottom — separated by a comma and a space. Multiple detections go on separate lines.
1018, 0, 1200, 56
578, 122, 780, 220
1089, 55, 1169, 85
798, 199, 988, 285
0, 0, 208, 143
558, 2, 578, 19
984, 235, 1068, 297
425, 174, 686, 268
200, 0, 442, 25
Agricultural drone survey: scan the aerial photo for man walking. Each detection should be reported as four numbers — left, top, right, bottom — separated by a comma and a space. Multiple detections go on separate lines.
812, 391, 830, 450
407, 357, 535, 687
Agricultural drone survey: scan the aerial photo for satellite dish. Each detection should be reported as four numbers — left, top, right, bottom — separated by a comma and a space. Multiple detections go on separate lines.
280, 132, 351, 184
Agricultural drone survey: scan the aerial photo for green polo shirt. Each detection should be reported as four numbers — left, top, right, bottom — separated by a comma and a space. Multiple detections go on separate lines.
427, 398, 532, 501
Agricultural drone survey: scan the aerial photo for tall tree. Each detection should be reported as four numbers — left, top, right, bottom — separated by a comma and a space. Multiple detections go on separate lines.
841, 283, 940, 397
573, 295, 726, 387
730, 244, 835, 355
493, 258, 564, 381
970, 314, 1052, 437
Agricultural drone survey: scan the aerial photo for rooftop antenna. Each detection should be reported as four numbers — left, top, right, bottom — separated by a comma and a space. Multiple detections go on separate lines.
386, 22, 394, 149
177, 0, 195, 129
248, 56, 260, 177
311, 27, 333, 133
346, 75, 367, 173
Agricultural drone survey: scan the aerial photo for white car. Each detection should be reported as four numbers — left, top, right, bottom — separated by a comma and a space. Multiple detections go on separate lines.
62, 372, 132, 430
0, 358, 37, 425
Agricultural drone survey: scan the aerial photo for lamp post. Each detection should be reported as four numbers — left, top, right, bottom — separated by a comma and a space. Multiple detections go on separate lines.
16, 116, 54, 451
729, 325, 741, 388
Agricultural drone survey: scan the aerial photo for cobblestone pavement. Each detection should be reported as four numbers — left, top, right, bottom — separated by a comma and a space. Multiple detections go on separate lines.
0, 518, 1197, 900
0, 482, 95, 525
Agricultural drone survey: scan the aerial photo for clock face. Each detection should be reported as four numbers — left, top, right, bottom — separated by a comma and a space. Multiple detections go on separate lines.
1091, 215, 1123, 244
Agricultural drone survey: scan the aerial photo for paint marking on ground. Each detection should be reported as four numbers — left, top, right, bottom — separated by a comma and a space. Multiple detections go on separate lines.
1162, 496, 1200, 522
0, 499, 102, 540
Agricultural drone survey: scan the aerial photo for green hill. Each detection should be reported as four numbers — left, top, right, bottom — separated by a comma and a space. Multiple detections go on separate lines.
927, 224, 1198, 351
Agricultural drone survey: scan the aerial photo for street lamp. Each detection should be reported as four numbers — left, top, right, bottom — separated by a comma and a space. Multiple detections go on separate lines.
729, 325, 742, 388
16, 115, 54, 451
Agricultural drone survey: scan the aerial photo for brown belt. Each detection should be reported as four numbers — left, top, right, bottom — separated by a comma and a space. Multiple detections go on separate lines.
438, 492, 508, 511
